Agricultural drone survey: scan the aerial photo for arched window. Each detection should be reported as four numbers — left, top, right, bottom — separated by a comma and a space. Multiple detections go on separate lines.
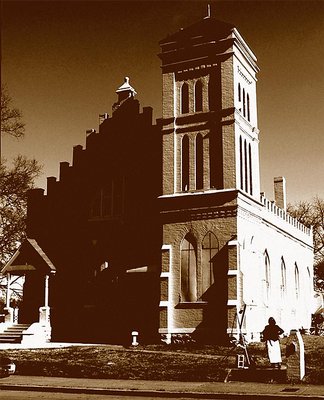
239, 136, 243, 190
194, 80, 203, 112
244, 139, 248, 193
243, 88, 246, 118
201, 232, 218, 296
238, 83, 241, 103
294, 264, 300, 300
182, 135, 189, 191
195, 133, 203, 190
264, 251, 271, 303
280, 258, 287, 300
248, 143, 253, 195
181, 234, 197, 302
247, 93, 250, 121
181, 82, 189, 114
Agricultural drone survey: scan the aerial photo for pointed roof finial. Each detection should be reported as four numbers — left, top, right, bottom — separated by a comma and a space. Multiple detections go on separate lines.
113, 76, 137, 112
116, 76, 136, 95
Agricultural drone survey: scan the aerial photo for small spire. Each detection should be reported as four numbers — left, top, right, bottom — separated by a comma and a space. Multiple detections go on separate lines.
116, 76, 136, 96
113, 76, 137, 113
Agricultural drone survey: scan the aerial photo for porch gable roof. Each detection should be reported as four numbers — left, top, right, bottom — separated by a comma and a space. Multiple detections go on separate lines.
1, 239, 56, 275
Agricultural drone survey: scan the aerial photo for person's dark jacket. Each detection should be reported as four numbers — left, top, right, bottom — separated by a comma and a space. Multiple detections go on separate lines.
262, 324, 284, 341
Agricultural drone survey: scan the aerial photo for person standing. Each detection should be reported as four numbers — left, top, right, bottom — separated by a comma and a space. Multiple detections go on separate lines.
262, 317, 284, 369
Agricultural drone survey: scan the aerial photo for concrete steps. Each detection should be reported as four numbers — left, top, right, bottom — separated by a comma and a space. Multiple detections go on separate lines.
0, 324, 30, 343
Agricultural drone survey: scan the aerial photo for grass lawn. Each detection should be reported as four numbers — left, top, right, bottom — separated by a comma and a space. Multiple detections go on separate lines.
0, 336, 323, 384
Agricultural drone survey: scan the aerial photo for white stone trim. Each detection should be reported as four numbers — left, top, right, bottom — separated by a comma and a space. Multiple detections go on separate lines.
228, 270, 238, 276
167, 328, 195, 334
161, 244, 173, 340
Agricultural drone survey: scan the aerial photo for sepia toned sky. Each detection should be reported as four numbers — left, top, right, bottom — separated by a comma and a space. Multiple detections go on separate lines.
2, 0, 324, 203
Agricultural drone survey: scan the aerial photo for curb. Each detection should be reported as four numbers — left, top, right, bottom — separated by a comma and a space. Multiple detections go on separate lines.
0, 384, 323, 400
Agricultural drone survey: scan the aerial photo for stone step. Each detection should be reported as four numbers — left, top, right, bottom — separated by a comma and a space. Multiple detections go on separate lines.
5, 327, 29, 332
0, 337, 21, 343
0, 324, 31, 343
0, 333, 22, 337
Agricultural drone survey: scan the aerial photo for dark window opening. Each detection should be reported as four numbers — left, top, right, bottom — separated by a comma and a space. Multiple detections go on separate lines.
209, 126, 223, 189
244, 139, 248, 193
239, 136, 243, 190
249, 143, 253, 195
247, 93, 250, 121
201, 232, 218, 296
182, 135, 190, 191
196, 133, 203, 189
243, 89, 246, 118
181, 82, 189, 114
181, 235, 197, 302
194, 80, 203, 112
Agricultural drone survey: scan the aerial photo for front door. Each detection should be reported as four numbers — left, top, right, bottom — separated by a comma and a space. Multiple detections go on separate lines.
19, 272, 44, 324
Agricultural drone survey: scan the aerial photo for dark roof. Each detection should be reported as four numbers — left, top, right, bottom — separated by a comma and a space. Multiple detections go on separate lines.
159, 17, 235, 45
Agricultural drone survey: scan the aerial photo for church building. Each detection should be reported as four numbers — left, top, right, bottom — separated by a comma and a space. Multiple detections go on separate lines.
2, 15, 314, 344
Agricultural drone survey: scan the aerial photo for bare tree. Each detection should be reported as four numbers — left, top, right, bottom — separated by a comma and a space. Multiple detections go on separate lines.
0, 85, 42, 268
287, 197, 324, 291
1, 84, 25, 159
0, 156, 41, 268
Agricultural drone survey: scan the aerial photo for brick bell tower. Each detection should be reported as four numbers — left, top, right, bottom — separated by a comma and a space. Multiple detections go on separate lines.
158, 14, 260, 343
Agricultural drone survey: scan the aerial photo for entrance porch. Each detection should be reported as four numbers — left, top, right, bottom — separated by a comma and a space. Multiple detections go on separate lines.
0, 239, 56, 345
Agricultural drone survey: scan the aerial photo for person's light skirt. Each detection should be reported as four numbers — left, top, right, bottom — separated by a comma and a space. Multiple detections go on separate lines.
267, 339, 282, 363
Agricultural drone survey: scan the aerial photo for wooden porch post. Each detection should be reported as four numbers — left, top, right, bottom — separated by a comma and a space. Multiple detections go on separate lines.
44, 274, 49, 308
4, 273, 14, 323
38, 273, 53, 342
6, 273, 11, 308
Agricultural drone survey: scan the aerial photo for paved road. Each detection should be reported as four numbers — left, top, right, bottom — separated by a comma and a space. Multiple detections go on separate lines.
1, 375, 324, 400
0, 391, 216, 400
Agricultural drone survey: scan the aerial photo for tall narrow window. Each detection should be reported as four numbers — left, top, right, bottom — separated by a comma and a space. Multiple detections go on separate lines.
181, 235, 197, 302
244, 139, 248, 193
249, 143, 253, 195
182, 135, 190, 191
195, 133, 203, 190
239, 136, 243, 190
243, 88, 246, 117
238, 83, 241, 102
201, 232, 218, 296
194, 80, 203, 112
181, 82, 189, 114
247, 93, 250, 121
294, 264, 300, 300
89, 178, 124, 219
264, 251, 270, 303
280, 258, 286, 300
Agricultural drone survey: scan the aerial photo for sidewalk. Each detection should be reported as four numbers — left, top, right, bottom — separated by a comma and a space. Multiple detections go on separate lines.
0, 375, 323, 399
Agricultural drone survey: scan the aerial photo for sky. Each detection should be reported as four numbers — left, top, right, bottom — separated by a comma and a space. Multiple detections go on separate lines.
1, 0, 324, 203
